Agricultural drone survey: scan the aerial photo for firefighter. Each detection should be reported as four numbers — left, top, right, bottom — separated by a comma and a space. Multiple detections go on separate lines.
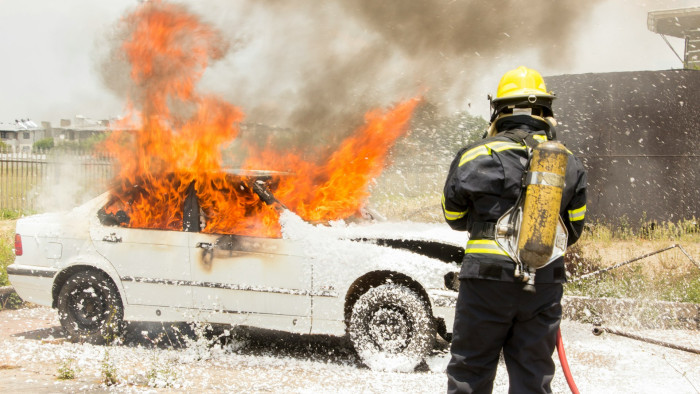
443, 66, 587, 393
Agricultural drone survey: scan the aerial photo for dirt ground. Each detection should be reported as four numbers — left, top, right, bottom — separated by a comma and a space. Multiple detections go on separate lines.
0, 305, 698, 393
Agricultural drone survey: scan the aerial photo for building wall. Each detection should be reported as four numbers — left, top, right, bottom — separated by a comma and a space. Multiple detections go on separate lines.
547, 69, 700, 226
0, 129, 45, 152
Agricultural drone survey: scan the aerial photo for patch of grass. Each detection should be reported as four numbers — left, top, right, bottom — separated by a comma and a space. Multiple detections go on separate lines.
0, 221, 14, 287
101, 348, 118, 386
56, 358, 78, 380
0, 210, 22, 220
581, 218, 700, 243
564, 243, 700, 304
146, 357, 178, 388
564, 242, 601, 278
657, 273, 700, 304
1, 292, 23, 309
566, 218, 700, 304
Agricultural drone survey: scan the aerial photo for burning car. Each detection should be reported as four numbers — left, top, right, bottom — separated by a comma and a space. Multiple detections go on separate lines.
8, 171, 464, 371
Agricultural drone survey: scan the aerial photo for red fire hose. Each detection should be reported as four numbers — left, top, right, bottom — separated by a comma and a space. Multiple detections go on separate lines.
556, 328, 580, 394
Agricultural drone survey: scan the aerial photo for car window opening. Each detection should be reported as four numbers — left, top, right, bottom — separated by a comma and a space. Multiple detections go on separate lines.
97, 173, 285, 238
183, 180, 201, 233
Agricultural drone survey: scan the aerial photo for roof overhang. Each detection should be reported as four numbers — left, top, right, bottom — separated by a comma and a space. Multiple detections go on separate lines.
648, 7, 700, 38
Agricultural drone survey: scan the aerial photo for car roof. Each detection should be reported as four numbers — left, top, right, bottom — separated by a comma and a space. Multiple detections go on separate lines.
221, 169, 295, 178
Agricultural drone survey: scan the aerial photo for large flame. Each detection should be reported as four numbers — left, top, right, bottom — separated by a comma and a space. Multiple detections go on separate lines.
104, 0, 417, 237
243, 99, 418, 224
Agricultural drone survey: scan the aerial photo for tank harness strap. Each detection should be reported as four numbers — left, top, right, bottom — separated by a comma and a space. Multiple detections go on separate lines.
470, 221, 497, 240
499, 129, 542, 189
500, 128, 541, 150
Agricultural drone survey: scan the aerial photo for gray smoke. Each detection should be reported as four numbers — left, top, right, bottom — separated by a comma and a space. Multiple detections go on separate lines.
101, 0, 602, 141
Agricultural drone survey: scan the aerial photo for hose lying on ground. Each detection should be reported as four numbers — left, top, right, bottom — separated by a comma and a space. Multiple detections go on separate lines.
592, 325, 700, 355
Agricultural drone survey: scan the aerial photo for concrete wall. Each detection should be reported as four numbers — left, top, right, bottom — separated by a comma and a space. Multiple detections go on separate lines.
547, 70, 700, 226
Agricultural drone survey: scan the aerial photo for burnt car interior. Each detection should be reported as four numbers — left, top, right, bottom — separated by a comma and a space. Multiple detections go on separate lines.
182, 180, 200, 232
97, 171, 283, 232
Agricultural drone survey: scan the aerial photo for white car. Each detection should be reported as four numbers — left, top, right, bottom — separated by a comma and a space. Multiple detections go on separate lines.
8, 172, 463, 371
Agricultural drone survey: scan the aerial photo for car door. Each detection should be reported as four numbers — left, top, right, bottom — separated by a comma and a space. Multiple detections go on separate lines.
189, 232, 312, 333
90, 224, 192, 309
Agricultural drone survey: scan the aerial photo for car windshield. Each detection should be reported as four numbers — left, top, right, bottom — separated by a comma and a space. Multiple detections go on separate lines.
98, 171, 287, 238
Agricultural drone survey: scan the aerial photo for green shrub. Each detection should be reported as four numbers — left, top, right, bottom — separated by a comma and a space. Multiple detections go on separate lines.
0, 210, 22, 220
33, 138, 55, 151
0, 227, 13, 287
1, 293, 23, 309
55, 133, 107, 152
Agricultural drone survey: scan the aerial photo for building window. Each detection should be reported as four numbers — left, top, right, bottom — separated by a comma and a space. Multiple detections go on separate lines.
0, 131, 6, 139
23, 132, 30, 139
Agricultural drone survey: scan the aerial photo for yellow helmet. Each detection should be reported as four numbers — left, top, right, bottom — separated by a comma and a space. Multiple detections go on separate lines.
490, 66, 555, 122
494, 66, 554, 101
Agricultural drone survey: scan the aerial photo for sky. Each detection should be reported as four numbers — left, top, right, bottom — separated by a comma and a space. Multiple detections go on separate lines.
0, 0, 698, 126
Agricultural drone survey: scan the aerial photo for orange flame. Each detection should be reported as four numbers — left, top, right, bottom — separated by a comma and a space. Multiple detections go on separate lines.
243, 99, 419, 225
104, 1, 417, 237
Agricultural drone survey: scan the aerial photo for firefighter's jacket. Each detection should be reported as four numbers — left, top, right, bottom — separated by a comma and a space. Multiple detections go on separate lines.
442, 128, 587, 283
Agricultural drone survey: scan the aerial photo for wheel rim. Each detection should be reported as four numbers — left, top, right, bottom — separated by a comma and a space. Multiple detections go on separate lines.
367, 306, 412, 353
68, 285, 107, 330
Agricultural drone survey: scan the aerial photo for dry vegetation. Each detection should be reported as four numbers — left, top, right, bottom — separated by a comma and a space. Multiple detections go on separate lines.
564, 222, 700, 306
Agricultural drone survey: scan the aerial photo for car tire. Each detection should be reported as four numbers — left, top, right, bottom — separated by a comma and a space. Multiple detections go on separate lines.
57, 271, 123, 344
349, 283, 436, 372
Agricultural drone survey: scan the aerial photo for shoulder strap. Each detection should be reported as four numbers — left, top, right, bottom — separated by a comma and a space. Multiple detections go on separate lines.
500, 129, 541, 149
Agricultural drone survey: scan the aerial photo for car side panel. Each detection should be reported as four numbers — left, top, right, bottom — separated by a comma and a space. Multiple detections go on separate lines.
188, 233, 312, 333
90, 225, 193, 309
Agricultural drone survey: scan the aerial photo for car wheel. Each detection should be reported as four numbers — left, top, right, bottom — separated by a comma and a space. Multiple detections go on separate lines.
349, 283, 436, 372
57, 271, 123, 344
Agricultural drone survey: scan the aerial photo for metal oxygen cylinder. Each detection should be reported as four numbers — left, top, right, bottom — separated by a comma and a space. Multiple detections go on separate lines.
517, 140, 569, 268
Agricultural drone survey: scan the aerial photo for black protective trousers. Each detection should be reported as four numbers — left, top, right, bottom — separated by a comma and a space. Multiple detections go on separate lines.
446, 279, 563, 394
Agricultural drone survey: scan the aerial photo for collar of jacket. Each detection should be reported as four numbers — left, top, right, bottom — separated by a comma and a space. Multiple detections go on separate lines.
495, 115, 548, 133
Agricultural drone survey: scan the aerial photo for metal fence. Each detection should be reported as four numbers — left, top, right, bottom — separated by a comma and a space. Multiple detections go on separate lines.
0, 147, 448, 218
0, 150, 114, 213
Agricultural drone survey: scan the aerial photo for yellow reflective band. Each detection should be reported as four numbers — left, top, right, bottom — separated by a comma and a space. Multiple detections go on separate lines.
459, 145, 489, 166
459, 141, 525, 167
442, 194, 467, 221
465, 240, 510, 256
488, 141, 523, 152
568, 205, 586, 221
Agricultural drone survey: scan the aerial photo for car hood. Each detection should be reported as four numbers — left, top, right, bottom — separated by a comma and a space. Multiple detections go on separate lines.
320, 219, 467, 247
278, 210, 460, 289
